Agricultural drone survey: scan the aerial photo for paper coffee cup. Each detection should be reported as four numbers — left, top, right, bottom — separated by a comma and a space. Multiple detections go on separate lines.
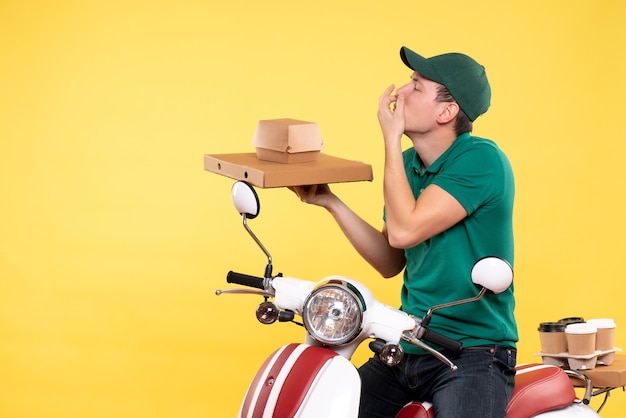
538, 322, 567, 354
565, 323, 597, 355
586, 318, 616, 351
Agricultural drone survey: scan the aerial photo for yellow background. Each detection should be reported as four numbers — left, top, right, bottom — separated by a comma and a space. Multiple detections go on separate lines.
1, 0, 625, 416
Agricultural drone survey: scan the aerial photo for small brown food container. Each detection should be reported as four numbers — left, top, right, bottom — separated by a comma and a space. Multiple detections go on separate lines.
252, 118, 324, 164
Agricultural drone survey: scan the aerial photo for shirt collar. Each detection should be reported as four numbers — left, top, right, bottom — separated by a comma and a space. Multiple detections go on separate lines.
411, 132, 471, 175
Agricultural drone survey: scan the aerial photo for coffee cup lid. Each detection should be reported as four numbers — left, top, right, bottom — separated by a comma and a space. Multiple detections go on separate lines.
586, 318, 616, 329
538, 322, 566, 332
558, 317, 585, 325
565, 323, 597, 334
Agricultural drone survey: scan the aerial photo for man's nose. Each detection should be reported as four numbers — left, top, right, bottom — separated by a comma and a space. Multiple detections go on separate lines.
396, 83, 412, 94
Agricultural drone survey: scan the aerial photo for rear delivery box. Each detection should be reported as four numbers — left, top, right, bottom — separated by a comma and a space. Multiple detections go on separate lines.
204, 152, 373, 188
252, 118, 323, 163
578, 354, 626, 388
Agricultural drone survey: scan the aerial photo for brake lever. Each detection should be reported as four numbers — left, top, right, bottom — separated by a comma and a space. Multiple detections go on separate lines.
401, 331, 458, 371
215, 289, 274, 297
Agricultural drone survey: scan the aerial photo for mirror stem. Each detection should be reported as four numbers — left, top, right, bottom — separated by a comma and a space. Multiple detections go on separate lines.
424, 287, 488, 323
242, 214, 273, 277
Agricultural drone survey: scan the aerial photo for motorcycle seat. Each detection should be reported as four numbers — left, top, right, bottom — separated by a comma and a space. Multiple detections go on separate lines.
396, 363, 577, 418
505, 363, 576, 418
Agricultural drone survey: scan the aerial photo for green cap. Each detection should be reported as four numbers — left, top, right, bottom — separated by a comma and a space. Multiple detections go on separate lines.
400, 46, 491, 121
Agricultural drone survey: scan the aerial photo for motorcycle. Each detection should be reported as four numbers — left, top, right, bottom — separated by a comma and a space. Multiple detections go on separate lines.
216, 180, 603, 417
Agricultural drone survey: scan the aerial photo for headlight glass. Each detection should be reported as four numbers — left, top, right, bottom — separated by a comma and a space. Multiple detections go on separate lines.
302, 280, 364, 346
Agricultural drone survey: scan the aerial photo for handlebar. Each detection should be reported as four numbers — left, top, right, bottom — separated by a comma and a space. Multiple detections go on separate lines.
419, 328, 463, 353
226, 271, 265, 290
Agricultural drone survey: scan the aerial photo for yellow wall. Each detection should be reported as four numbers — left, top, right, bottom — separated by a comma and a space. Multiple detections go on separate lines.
1, 0, 625, 416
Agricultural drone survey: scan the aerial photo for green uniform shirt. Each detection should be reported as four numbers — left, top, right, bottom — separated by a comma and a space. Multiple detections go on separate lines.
390, 133, 518, 355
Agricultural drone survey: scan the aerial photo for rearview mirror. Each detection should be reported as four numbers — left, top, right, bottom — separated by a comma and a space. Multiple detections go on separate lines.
232, 181, 259, 219
470, 257, 513, 294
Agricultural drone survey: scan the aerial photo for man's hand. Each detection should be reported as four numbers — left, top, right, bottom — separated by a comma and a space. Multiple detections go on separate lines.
288, 184, 335, 209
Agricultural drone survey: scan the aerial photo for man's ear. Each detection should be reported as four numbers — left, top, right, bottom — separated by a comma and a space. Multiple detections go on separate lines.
437, 102, 459, 124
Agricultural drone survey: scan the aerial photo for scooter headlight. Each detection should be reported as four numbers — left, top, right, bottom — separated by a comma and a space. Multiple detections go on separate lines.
302, 279, 365, 346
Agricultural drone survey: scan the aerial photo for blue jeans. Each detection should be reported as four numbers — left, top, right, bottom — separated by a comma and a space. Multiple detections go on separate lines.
358, 345, 516, 418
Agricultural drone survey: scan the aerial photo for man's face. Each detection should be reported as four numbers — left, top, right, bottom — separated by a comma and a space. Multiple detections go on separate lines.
395, 71, 445, 134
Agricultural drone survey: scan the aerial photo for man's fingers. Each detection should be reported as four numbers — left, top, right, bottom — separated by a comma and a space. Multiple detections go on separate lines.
379, 85, 396, 106
394, 94, 405, 115
381, 84, 395, 97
